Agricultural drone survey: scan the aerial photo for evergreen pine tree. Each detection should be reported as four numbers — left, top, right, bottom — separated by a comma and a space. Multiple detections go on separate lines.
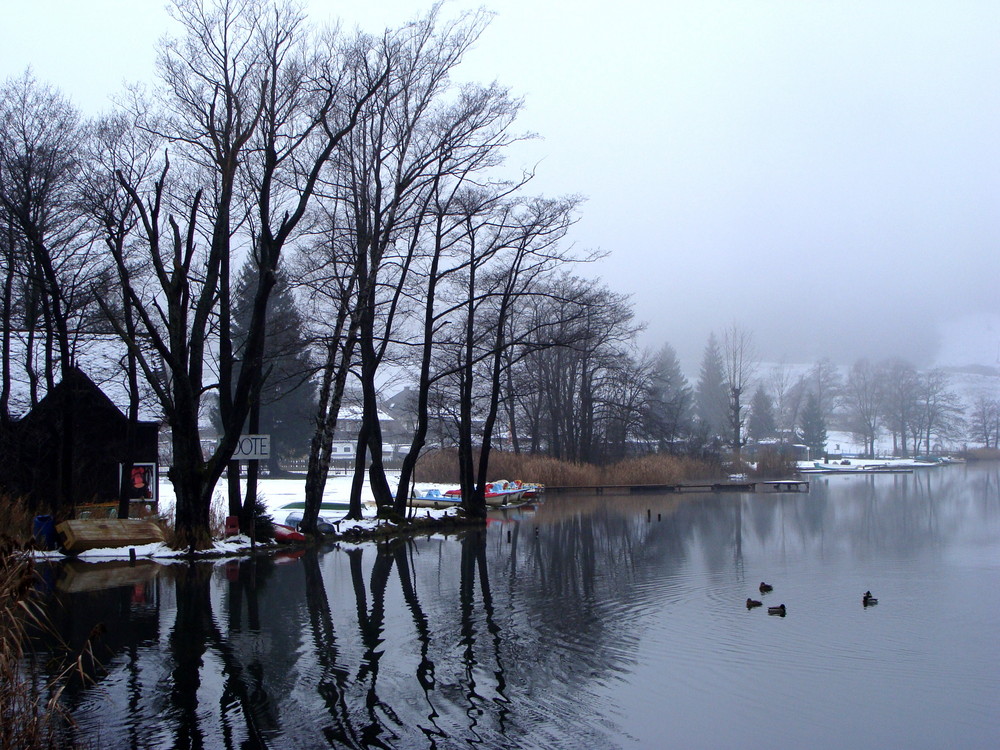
231, 263, 317, 474
696, 333, 728, 439
646, 343, 692, 449
747, 385, 777, 441
798, 391, 827, 458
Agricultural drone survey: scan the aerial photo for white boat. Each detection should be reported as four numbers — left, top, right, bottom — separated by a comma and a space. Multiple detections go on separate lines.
811, 461, 913, 474
409, 488, 462, 509
813, 462, 869, 473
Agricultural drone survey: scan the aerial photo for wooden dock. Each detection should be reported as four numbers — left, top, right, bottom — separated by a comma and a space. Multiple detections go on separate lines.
544, 480, 809, 495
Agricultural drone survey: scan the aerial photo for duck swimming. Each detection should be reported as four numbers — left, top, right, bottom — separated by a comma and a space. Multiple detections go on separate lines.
746, 598, 763, 609
759, 582, 773, 593
767, 604, 786, 616
863, 591, 878, 606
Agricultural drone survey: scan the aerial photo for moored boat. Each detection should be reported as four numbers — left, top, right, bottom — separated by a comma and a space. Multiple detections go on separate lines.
813, 462, 868, 473
443, 481, 527, 506
519, 482, 545, 499
409, 488, 462, 509
272, 523, 306, 543
278, 500, 351, 529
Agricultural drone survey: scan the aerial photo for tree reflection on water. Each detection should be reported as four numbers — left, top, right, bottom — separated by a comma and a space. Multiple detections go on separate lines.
33, 463, 1000, 749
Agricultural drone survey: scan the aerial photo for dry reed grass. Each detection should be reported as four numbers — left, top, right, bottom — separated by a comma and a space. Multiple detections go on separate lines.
0, 535, 89, 747
416, 449, 718, 487
964, 447, 1000, 461
748, 450, 798, 478
597, 454, 718, 485
0, 493, 41, 547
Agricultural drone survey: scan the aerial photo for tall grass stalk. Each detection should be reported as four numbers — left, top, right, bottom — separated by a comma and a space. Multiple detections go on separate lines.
0, 537, 72, 748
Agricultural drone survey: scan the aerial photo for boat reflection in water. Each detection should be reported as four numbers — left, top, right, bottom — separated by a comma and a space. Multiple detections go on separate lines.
32, 463, 1000, 749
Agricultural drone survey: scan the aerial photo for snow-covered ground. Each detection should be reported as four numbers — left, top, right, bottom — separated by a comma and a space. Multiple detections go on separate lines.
165, 472, 456, 524
31, 473, 457, 563
154, 471, 452, 521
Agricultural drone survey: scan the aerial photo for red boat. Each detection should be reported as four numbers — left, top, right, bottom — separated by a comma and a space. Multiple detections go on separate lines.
272, 523, 306, 543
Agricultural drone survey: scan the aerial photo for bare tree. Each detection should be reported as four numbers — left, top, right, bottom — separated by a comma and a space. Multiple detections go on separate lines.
603, 352, 655, 461
722, 323, 757, 461
80, 112, 164, 517
808, 357, 842, 422
909, 369, 964, 455
100, 0, 379, 547
449, 195, 580, 517
0, 72, 94, 386
879, 357, 919, 457
969, 394, 999, 448
292, 216, 362, 530
514, 275, 637, 464
767, 361, 801, 442
391, 172, 526, 516
302, 5, 513, 521
0, 71, 107, 513
844, 358, 883, 458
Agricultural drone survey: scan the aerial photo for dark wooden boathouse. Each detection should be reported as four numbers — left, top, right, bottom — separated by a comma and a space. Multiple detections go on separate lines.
0, 367, 159, 517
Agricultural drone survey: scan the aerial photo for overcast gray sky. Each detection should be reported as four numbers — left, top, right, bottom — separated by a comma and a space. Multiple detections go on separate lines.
5, 0, 1000, 370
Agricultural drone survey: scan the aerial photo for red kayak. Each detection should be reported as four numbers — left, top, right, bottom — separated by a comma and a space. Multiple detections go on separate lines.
272, 523, 306, 543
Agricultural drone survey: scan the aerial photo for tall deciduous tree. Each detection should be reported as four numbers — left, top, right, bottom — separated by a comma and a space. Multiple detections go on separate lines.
0, 72, 94, 388
101, 0, 379, 547
808, 357, 842, 422
316, 6, 496, 519
0, 71, 106, 513
514, 275, 636, 465
844, 359, 883, 458
80, 111, 163, 517
910, 369, 964, 455
767, 362, 803, 442
879, 358, 919, 457
448, 195, 580, 517
722, 324, 757, 460
969, 394, 999, 448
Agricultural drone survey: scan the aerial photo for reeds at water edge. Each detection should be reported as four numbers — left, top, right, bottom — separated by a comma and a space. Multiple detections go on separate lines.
416, 449, 720, 487
0, 495, 106, 748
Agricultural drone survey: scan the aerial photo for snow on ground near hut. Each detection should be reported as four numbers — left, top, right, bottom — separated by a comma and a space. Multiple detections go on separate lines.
32, 473, 458, 562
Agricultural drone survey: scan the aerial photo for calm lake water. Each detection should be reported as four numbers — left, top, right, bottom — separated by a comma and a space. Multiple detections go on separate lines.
34, 463, 1000, 749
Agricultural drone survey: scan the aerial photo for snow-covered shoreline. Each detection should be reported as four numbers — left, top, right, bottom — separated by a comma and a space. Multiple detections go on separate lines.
32, 472, 461, 562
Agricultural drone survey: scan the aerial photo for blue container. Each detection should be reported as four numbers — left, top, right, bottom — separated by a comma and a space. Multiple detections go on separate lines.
33, 515, 57, 550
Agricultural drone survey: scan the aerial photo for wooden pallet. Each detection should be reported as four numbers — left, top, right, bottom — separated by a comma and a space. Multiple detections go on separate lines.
56, 519, 165, 553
